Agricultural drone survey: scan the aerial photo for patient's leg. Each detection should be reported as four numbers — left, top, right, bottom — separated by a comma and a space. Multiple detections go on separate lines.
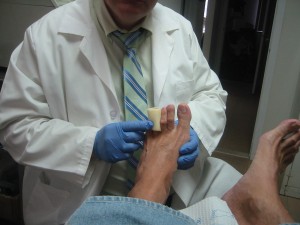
128, 104, 191, 204
222, 119, 300, 225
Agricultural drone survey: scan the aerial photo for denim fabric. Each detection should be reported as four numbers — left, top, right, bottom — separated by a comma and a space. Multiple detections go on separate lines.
280, 223, 300, 225
66, 196, 197, 225
66, 196, 300, 225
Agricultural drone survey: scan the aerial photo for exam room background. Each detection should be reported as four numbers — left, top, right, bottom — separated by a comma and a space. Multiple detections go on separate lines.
0, 0, 299, 223
159, 0, 300, 202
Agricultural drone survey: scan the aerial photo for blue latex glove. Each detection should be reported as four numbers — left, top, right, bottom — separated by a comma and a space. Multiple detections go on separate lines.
177, 123, 200, 170
93, 120, 153, 163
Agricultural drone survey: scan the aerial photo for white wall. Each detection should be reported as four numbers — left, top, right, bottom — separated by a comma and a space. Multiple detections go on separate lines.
249, 0, 300, 197
158, 0, 183, 14
203, 0, 229, 74
182, 0, 206, 42
0, 0, 182, 67
0, 0, 55, 67
0, 0, 53, 5
158, 0, 206, 44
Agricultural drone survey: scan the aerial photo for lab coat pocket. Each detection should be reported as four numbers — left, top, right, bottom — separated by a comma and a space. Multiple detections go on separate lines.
175, 80, 194, 103
25, 173, 70, 224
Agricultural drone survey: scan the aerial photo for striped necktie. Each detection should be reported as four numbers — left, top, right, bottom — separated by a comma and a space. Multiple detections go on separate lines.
113, 29, 149, 190
113, 29, 149, 122
101, 29, 149, 195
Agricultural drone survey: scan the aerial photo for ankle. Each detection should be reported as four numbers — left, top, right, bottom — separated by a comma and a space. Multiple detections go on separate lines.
128, 173, 172, 204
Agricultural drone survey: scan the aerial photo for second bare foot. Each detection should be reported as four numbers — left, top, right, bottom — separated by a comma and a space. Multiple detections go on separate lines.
222, 119, 300, 225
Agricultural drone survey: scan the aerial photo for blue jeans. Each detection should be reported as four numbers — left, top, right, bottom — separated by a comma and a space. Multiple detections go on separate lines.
66, 196, 300, 225
66, 196, 196, 225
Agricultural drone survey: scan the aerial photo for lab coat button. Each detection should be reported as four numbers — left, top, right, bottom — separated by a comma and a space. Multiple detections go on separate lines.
110, 111, 117, 119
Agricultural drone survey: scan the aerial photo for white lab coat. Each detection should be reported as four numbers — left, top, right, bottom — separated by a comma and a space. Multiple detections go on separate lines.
0, 0, 228, 224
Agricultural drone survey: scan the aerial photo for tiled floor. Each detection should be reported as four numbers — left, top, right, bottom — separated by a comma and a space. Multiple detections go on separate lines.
212, 151, 252, 174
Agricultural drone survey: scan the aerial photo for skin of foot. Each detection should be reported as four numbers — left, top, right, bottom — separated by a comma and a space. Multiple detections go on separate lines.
128, 103, 191, 203
222, 119, 300, 225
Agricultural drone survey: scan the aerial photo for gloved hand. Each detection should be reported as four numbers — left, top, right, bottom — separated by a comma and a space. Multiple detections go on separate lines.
93, 120, 153, 163
177, 124, 200, 170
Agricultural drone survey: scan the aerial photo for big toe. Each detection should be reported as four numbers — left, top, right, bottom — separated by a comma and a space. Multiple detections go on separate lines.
177, 104, 191, 129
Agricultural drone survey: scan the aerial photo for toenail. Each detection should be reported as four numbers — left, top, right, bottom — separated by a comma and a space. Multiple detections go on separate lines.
179, 107, 187, 114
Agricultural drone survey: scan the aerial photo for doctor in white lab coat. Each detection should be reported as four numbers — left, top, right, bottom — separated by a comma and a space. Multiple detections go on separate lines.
0, 0, 241, 224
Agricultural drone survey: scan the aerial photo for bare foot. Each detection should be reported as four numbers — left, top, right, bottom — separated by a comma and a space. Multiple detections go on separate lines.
222, 119, 300, 225
128, 104, 191, 203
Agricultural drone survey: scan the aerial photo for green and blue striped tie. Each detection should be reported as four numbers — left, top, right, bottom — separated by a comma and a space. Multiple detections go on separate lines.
114, 29, 149, 190
113, 29, 149, 122
102, 29, 149, 195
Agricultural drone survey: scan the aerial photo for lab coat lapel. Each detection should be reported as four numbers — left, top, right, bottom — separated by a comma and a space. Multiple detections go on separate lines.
58, 0, 118, 103
79, 31, 116, 98
149, 4, 178, 106
152, 30, 174, 106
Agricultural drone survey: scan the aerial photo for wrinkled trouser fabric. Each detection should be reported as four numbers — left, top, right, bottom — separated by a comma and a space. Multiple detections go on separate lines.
66, 196, 197, 225
67, 196, 300, 225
